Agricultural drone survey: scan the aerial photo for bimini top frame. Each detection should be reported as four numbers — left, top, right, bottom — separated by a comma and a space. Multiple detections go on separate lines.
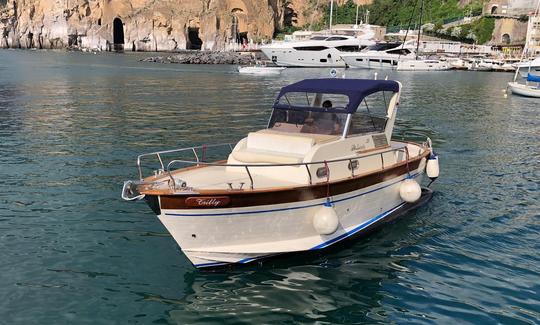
273, 78, 400, 113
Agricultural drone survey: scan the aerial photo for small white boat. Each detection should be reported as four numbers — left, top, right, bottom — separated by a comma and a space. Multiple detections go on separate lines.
122, 78, 439, 268
507, 73, 540, 97
443, 57, 467, 70
396, 59, 450, 71
237, 65, 286, 75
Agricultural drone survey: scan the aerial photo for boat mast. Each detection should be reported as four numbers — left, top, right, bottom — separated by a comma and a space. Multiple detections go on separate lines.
355, 4, 359, 26
329, 0, 334, 31
416, 0, 424, 60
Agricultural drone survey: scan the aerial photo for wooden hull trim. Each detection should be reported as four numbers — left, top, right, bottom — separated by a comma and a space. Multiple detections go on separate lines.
154, 152, 427, 211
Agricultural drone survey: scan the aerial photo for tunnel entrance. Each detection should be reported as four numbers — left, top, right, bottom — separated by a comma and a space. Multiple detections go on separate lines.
187, 27, 202, 50
113, 17, 124, 51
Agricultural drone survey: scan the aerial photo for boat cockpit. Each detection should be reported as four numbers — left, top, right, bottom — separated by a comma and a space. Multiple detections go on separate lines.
131, 78, 431, 193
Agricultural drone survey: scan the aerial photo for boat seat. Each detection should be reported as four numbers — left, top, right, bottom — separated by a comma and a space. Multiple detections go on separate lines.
231, 131, 321, 164
232, 149, 304, 164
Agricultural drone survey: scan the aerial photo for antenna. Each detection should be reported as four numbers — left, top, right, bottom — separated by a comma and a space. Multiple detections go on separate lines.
416, 0, 424, 60
329, 0, 334, 31
355, 4, 359, 26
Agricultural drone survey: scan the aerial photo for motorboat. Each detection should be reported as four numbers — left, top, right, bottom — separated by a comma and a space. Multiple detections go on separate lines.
442, 57, 467, 70
507, 73, 540, 97
260, 25, 376, 67
237, 64, 286, 75
121, 78, 440, 268
396, 59, 450, 71
341, 42, 416, 69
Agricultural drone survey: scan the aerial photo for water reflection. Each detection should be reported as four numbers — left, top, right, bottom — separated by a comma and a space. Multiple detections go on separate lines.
161, 208, 435, 324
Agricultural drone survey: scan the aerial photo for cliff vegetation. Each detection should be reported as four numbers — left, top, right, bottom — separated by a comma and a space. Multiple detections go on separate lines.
318, 0, 494, 43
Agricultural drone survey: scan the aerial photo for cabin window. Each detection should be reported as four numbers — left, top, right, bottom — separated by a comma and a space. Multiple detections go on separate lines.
316, 167, 328, 178
293, 46, 328, 51
348, 160, 359, 171
310, 36, 327, 40
367, 43, 401, 51
386, 48, 411, 55
326, 37, 348, 41
335, 45, 359, 52
348, 91, 390, 136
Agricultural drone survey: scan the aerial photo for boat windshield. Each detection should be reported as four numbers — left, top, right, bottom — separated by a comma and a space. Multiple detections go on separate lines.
268, 92, 349, 135
366, 42, 401, 51
268, 109, 347, 135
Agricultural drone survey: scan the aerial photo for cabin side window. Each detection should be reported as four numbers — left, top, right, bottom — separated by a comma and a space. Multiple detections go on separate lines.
347, 92, 390, 136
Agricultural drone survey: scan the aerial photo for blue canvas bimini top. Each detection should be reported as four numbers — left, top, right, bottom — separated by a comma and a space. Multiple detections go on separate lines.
273, 78, 400, 113
527, 73, 540, 82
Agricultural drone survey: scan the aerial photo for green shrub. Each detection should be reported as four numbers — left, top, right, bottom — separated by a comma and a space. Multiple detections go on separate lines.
472, 17, 495, 44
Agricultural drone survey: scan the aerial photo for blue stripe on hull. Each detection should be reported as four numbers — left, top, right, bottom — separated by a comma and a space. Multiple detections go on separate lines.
164, 172, 420, 218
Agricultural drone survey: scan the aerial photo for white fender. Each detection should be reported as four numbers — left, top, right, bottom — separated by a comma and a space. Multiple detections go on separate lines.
313, 203, 339, 235
426, 154, 439, 179
400, 178, 421, 203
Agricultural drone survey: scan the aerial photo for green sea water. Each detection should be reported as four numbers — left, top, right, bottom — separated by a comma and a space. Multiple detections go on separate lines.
0, 49, 538, 324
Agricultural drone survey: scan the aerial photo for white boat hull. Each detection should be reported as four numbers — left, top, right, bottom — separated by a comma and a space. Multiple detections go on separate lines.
507, 82, 540, 98
342, 55, 398, 69
261, 47, 348, 67
156, 171, 425, 268
397, 60, 450, 71
238, 66, 286, 75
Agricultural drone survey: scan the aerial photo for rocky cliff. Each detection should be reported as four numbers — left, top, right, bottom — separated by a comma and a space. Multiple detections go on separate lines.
0, 0, 296, 50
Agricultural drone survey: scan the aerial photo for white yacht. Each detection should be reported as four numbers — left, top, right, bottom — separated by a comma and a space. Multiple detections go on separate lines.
341, 42, 416, 69
260, 26, 376, 67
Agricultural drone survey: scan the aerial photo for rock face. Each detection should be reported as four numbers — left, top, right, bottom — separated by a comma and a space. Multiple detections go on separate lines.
141, 50, 264, 64
0, 0, 305, 51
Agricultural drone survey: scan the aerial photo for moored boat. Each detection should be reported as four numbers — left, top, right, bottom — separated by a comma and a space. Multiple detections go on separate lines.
237, 65, 286, 75
396, 59, 450, 71
121, 78, 440, 268
341, 41, 416, 69
507, 73, 540, 97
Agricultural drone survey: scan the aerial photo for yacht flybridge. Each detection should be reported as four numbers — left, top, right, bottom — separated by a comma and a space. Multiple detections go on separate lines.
122, 78, 440, 268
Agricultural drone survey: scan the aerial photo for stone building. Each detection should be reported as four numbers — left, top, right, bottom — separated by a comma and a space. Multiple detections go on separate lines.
525, 15, 540, 55
484, 0, 538, 16
482, 0, 538, 56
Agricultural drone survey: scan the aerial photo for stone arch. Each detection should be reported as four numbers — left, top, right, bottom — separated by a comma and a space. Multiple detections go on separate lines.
187, 18, 202, 50
491, 5, 498, 14
502, 33, 510, 44
113, 17, 124, 51
231, 7, 248, 44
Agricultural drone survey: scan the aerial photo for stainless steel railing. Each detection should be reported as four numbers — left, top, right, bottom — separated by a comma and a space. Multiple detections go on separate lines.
136, 143, 234, 180
164, 145, 421, 191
